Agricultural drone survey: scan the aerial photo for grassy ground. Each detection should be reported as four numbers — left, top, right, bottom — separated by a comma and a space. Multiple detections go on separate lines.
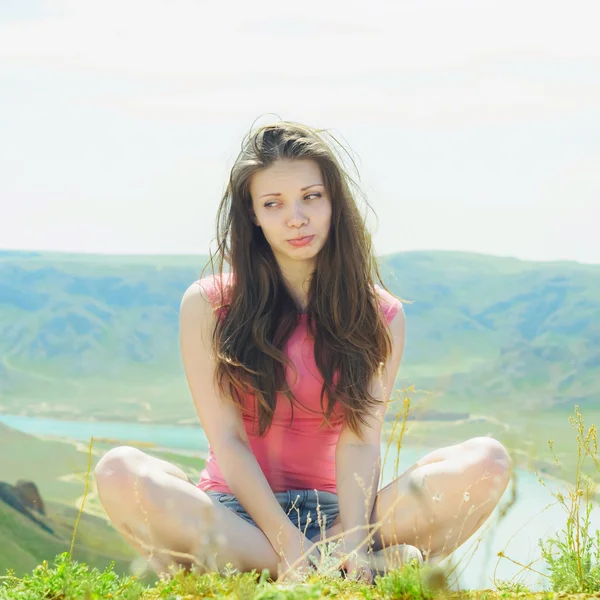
0, 551, 531, 600
0, 544, 597, 599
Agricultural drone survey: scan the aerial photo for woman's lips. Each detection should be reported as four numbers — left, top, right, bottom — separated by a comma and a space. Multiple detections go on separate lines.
287, 235, 315, 247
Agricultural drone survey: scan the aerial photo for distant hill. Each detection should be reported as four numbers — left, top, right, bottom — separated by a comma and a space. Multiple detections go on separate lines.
379, 252, 600, 417
1, 249, 598, 423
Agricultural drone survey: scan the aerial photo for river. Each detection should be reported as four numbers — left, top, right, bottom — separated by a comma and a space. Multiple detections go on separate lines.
1, 413, 598, 591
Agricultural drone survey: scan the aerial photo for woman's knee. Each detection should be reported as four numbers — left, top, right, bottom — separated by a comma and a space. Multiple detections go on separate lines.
462, 436, 512, 495
94, 446, 152, 502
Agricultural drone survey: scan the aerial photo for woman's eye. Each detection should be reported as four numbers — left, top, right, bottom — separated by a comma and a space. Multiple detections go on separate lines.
264, 193, 321, 209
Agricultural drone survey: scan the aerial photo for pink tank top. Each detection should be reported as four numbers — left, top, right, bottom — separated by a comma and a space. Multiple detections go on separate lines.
196, 272, 402, 494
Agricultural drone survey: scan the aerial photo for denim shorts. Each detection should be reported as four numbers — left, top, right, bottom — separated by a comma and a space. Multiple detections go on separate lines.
206, 488, 340, 541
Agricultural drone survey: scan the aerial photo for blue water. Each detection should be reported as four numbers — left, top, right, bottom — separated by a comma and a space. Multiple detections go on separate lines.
1, 413, 598, 591
0, 414, 209, 450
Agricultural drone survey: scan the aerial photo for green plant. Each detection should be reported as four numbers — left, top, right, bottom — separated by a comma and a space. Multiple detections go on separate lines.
0, 552, 146, 600
493, 578, 530, 594
538, 405, 600, 593
374, 561, 436, 599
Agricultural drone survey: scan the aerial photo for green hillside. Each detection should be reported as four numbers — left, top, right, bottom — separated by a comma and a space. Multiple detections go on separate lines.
1, 248, 599, 583
0, 421, 205, 578
1, 248, 598, 424
0, 421, 135, 577
0, 422, 94, 506
379, 252, 600, 416
0, 497, 136, 578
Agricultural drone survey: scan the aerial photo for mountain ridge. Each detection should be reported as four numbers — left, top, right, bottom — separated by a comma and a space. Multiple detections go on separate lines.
1, 248, 598, 423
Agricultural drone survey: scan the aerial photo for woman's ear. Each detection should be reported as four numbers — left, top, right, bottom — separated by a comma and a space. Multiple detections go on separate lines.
249, 210, 260, 227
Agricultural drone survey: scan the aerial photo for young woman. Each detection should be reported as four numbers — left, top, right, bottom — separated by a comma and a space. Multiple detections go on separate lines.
94, 121, 512, 584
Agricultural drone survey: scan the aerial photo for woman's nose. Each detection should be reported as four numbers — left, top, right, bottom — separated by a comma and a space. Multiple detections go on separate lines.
287, 203, 308, 225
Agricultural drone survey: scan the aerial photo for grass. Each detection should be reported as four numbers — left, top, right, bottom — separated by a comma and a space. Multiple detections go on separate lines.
1, 400, 599, 599
0, 552, 440, 600
536, 407, 600, 593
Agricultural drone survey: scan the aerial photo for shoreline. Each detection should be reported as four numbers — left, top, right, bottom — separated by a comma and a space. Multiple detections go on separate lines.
34, 433, 210, 460
0, 412, 204, 428
3, 412, 598, 502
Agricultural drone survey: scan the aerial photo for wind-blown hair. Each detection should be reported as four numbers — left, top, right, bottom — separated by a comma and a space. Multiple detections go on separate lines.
202, 119, 397, 440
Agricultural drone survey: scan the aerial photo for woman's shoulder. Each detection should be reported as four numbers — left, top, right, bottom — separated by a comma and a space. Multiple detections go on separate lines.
196, 271, 235, 308
373, 283, 403, 324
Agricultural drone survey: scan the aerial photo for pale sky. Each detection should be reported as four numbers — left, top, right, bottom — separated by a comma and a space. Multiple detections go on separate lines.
1, 0, 599, 263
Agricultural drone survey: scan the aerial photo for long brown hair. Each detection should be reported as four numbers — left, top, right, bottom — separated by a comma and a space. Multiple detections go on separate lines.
202, 119, 397, 440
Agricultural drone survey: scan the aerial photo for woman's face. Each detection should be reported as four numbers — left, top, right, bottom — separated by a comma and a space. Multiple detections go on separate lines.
249, 159, 332, 265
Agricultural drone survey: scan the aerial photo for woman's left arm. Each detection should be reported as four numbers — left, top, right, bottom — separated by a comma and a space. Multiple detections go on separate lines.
335, 304, 406, 556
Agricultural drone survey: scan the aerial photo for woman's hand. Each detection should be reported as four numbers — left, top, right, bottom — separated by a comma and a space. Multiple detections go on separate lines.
275, 530, 322, 582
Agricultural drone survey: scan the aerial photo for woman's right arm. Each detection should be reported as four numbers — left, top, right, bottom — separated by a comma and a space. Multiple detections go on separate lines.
179, 282, 300, 555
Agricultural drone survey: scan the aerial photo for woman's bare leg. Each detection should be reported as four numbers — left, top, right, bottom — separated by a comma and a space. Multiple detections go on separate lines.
94, 446, 281, 577
318, 436, 512, 565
